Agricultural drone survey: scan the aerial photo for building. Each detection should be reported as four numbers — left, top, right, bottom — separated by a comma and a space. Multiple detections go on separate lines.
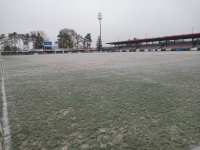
105, 33, 200, 52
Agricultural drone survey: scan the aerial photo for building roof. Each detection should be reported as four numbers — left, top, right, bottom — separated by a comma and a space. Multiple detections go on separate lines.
106, 32, 200, 45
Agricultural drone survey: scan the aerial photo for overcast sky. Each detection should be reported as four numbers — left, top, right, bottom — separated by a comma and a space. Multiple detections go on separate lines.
0, 0, 200, 47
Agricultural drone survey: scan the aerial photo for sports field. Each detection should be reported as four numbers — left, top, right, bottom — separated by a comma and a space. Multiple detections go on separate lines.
1, 52, 200, 150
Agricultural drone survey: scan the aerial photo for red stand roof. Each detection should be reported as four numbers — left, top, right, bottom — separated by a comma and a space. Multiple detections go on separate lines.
106, 33, 200, 45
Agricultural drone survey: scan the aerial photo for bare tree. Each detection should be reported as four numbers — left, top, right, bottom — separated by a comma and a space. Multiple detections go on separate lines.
96, 36, 102, 51
84, 33, 92, 49
57, 28, 76, 48
8, 32, 18, 51
21, 33, 30, 48
17, 34, 24, 50
0, 34, 6, 49
0, 34, 12, 51
75, 33, 82, 50
30, 30, 49, 49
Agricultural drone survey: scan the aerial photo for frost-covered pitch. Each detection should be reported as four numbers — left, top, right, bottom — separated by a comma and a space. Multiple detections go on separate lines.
2, 52, 200, 150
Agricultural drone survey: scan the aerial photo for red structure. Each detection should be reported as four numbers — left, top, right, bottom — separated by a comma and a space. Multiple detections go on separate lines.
105, 33, 200, 52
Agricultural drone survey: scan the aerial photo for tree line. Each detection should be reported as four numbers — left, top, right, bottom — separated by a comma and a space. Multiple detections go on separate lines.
0, 31, 48, 51
0, 28, 93, 51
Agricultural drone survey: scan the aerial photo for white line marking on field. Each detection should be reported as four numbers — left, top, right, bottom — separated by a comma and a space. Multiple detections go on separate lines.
1, 59, 11, 150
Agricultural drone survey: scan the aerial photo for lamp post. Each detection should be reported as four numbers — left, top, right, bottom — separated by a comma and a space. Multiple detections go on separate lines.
97, 13, 103, 51
192, 27, 194, 34
146, 33, 148, 39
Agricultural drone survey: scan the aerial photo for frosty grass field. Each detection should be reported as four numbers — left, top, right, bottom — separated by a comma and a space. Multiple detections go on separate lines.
1, 51, 200, 150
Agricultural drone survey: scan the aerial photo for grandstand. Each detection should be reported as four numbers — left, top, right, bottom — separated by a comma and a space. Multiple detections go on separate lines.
162, 41, 194, 50
119, 45, 138, 51
193, 40, 200, 49
106, 33, 200, 51
137, 43, 163, 50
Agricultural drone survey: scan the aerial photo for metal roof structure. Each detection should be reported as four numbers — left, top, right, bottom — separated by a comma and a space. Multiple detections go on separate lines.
106, 32, 200, 45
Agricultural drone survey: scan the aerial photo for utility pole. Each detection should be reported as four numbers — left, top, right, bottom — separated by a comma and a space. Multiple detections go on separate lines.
97, 13, 103, 51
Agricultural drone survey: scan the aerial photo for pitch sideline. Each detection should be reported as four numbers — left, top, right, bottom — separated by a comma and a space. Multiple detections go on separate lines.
1, 58, 11, 150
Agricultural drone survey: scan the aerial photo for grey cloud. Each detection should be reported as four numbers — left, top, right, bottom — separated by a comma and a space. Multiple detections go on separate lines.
0, 0, 200, 47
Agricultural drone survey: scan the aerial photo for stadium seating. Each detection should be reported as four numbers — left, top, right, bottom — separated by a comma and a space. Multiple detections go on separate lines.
137, 43, 163, 50
162, 42, 176, 49
193, 40, 200, 49
196, 44, 200, 49
119, 45, 138, 50
106, 40, 198, 51
112, 46, 122, 50
162, 41, 194, 49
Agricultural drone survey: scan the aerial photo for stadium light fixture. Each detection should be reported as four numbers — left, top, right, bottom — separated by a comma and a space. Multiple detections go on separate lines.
97, 13, 103, 51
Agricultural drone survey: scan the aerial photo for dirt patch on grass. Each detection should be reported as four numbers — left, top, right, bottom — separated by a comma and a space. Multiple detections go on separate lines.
61, 145, 68, 150
55, 107, 74, 118
98, 127, 126, 147
80, 143, 90, 149
99, 128, 107, 134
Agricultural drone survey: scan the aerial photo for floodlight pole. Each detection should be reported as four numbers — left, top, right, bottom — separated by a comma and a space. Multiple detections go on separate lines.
192, 27, 194, 34
98, 13, 103, 51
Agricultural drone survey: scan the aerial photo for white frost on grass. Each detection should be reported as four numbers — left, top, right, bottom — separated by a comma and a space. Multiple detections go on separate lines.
56, 108, 74, 118
2, 76, 11, 150
193, 146, 200, 150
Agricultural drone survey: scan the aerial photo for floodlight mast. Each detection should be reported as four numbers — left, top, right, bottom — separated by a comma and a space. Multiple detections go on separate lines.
98, 13, 103, 51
